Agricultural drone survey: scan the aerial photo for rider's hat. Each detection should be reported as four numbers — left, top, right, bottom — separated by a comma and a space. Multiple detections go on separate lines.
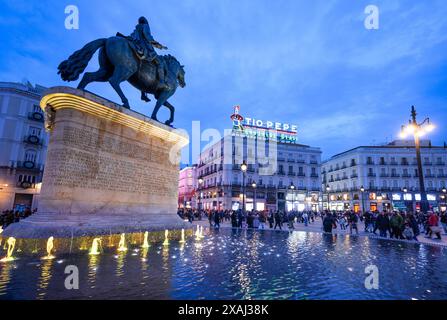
138, 16, 149, 24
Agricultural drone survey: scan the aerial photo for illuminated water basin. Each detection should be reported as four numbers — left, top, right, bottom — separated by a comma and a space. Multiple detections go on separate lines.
1, 228, 446, 300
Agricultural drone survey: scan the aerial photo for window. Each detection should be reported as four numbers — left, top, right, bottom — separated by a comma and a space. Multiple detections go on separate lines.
28, 126, 41, 137
24, 149, 37, 162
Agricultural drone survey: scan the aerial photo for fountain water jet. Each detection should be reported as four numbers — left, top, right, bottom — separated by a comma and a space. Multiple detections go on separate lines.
195, 225, 201, 241
118, 233, 128, 252
163, 230, 169, 246
42, 236, 55, 260
89, 238, 102, 255
141, 231, 150, 248
199, 226, 205, 239
0, 237, 16, 262
179, 228, 186, 243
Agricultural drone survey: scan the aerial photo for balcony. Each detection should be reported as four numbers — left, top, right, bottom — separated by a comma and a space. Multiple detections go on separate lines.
296, 159, 305, 164
401, 162, 409, 166
366, 161, 375, 165
425, 174, 435, 178
15, 161, 43, 172
350, 162, 357, 167
310, 173, 319, 178
391, 173, 400, 177
287, 159, 295, 163
379, 161, 387, 166
23, 135, 42, 146
297, 172, 306, 177
390, 161, 398, 165
380, 174, 389, 178
435, 162, 446, 166
16, 181, 36, 189
278, 157, 285, 162
424, 162, 432, 166
367, 173, 376, 177
278, 171, 285, 176
310, 160, 318, 165
287, 172, 296, 176
350, 174, 358, 178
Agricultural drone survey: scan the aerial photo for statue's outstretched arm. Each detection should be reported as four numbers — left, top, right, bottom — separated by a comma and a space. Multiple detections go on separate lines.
151, 41, 168, 50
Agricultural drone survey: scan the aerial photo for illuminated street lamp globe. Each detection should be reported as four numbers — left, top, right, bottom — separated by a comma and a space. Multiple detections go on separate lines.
442, 187, 447, 194
326, 185, 330, 192
252, 182, 257, 188
360, 186, 365, 192
240, 160, 247, 173
198, 178, 203, 185
403, 187, 408, 193
290, 182, 295, 190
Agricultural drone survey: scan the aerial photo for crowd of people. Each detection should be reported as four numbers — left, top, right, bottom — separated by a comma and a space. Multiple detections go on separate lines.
177, 207, 447, 242
0, 207, 36, 229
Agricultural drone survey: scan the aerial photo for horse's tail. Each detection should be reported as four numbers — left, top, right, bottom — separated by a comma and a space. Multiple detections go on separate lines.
57, 38, 107, 81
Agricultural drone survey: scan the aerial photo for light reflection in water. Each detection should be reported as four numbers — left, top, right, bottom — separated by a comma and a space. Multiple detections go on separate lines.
0, 261, 13, 295
88, 254, 100, 287
116, 252, 126, 277
36, 258, 53, 300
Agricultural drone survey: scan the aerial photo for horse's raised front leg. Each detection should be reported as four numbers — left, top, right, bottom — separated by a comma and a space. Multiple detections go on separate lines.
108, 66, 136, 109
163, 100, 175, 126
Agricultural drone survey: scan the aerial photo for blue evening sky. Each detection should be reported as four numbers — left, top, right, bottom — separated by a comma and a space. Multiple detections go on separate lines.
1, 0, 446, 164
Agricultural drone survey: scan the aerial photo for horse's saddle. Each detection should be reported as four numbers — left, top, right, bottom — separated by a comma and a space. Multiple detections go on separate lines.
116, 32, 146, 60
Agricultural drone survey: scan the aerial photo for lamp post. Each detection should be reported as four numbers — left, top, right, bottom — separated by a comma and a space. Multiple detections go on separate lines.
326, 185, 331, 211
252, 182, 257, 211
290, 182, 295, 212
240, 160, 247, 213
442, 187, 447, 212
360, 185, 366, 214
197, 177, 203, 210
399, 106, 435, 213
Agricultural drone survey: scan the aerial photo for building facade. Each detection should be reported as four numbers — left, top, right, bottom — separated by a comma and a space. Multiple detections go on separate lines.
322, 140, 447, 213
0, 81, 47, 212
178, 165, 198, 209
194, 106, 322, 212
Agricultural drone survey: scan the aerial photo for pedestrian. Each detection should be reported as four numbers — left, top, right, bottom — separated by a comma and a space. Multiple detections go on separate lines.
376, 211, 390, 238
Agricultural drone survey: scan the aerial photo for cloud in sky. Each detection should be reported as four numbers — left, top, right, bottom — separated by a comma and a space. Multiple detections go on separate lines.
1, 0, 446, 163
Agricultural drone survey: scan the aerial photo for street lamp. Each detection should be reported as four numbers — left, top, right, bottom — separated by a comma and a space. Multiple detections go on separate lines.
197, 177, 203, 210
290, 182, 295, 212
360, 186, 366, 214
252, 182, 257, 211
442, 187, 447, 212
325, 185, 331, 211
399, 106, 435, 213
240, 160, 247, 213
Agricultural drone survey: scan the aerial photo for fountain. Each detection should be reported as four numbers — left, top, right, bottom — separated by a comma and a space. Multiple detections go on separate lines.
141, 231, 150, 248
163, 230, 169, 246
42, 236, 55, 260
89, 238, 102, 255
195, 225, 201, 241
179, 229, 186, 243
0, 237, 16, 262
117, 233, 127, 252
199, 226, 205, 238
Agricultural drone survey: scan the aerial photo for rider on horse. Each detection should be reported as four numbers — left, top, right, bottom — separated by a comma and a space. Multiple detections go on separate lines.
129, 16, 169, 100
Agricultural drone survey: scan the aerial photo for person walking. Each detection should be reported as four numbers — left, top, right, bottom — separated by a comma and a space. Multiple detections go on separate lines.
376, 211, 390, 238
426, 212, 442, 240
274, 211, 282, 230
390, 212, 404, 239
348, 211, 359, 235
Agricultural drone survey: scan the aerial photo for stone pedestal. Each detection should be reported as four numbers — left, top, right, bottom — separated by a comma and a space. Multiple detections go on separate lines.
3, 87, 190, 238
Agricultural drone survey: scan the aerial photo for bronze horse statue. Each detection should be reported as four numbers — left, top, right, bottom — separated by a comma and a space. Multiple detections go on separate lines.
57, 36, 185, 126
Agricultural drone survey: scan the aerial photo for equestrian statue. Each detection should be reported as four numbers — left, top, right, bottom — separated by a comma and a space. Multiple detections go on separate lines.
57, 16, 185, 126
